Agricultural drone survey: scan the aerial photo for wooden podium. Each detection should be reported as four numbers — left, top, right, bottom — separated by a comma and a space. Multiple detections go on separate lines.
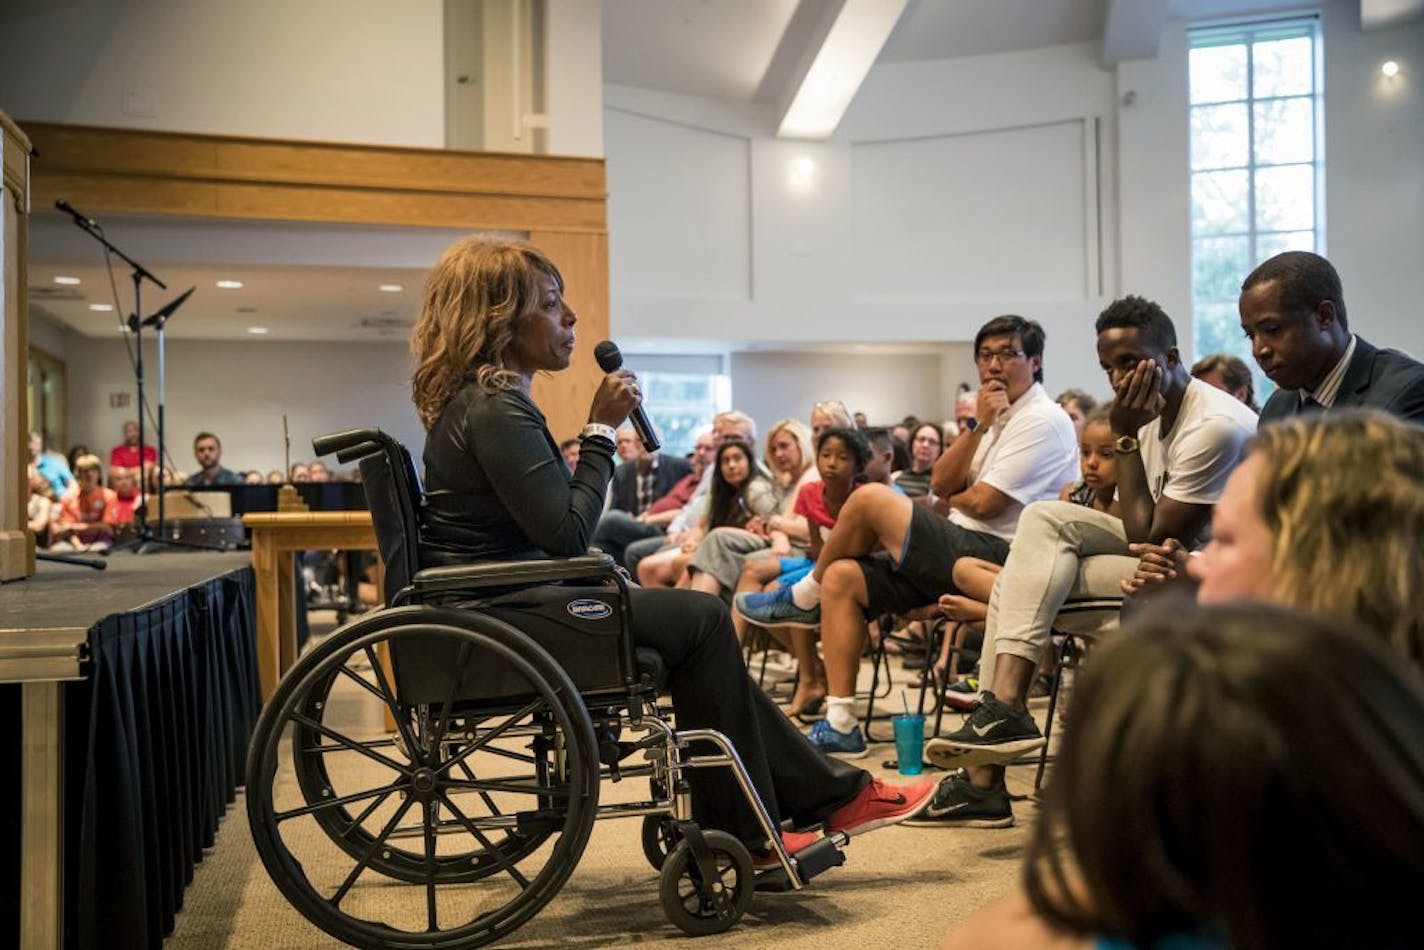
1, 112, 34, 581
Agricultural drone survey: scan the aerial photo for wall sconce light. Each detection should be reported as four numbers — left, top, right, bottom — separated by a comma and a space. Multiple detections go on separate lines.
789, 157, 816, 194
1381, 60, 1400, 79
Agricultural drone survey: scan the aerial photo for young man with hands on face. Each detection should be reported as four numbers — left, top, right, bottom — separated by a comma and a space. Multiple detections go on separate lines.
735, 315, 1079, 759
916, 296, 1257, 828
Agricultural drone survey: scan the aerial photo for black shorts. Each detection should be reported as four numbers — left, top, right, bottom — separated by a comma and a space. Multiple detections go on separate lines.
858, 502, 1011, 616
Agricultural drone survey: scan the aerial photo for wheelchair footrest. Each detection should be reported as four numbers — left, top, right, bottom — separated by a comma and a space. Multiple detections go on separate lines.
753, 835, 847, 891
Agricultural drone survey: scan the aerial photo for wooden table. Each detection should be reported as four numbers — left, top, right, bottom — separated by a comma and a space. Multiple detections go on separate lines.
243, 511, 378, 701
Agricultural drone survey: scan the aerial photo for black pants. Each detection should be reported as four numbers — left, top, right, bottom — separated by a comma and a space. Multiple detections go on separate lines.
591, 510, 664, 565
628, 587, 868, 844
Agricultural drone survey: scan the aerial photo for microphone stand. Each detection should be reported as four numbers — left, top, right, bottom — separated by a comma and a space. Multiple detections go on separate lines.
54, 200, 164, 549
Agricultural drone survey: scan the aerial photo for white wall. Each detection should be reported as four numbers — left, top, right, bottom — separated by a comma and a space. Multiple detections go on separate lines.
63, 334, 422, 475
1321, 1, 1424, 356
604, 41, 1121, 402
729, 350, 966, 434
0, 0, 446, 147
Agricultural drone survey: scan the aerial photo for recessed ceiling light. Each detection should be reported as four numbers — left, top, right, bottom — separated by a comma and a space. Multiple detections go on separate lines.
378, 283, 403, 292
53, 275, 81, 285
1382, 60, 1400, 78
247, 326, 269, 335
216, 279, 244, 289
88, 303, 114, 312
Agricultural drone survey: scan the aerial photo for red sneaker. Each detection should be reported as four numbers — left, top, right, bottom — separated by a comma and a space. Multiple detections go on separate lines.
823, 776, 936, 837
751, 830, 822, 870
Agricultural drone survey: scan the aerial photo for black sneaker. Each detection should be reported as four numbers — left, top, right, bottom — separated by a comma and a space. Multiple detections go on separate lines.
902, 771, 1013, 828
924, 690, 1045, 768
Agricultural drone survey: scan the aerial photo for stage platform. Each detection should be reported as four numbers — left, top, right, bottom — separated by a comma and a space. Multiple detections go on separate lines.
1, 550, 259, 950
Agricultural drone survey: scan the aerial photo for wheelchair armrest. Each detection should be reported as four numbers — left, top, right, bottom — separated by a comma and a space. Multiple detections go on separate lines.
412, 553, 619, 593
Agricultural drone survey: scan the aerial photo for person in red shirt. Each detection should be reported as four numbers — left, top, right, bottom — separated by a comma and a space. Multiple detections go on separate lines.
108, 419, 157, 475
110, 465, 141, 525
51, 454, 122, 551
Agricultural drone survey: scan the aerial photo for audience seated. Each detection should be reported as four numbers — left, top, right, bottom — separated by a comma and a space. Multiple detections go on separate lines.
28, 430, 72, 497
243, 470, 265, 485
677, 438, 779, 593
737, 315, 1078, 759
944, 602, 1424, 950
308, 460, 332, 482
891, 422, 943, 498
1126, 410, 1424, 663
108, 419, 156, 474
110, 466, 140, 525
1054, 388, 1098, 439
920, 296, 1257, 825
50, 454, 122, 551
186, 431, 244, 486
681, 419, 814, 599
289, 462, 311, 482
589, 425, 694, 563
627, 410, 758, 584
1243, 251, 1424, 423
26, 468, 56, 545
1190, 352, 1258, 411
559, 436, 581, 473
927, 405, 1121, 689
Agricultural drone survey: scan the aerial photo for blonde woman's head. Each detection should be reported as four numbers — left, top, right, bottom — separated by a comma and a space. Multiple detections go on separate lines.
410, 238, 563, 429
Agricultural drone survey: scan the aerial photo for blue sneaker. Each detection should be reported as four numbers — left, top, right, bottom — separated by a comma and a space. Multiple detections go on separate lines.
806, 719, 869, 759
734, 586, 821, 628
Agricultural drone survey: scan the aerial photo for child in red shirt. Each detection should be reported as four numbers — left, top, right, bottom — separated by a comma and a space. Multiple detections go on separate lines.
52, 454, 121, 551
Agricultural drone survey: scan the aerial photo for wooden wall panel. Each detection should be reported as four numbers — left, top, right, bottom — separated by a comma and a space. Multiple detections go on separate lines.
529, 230, 611, 442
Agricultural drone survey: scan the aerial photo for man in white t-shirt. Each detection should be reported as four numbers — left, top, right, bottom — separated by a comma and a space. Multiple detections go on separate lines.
735, 316, 1078, 758
919, 296, 1257, 828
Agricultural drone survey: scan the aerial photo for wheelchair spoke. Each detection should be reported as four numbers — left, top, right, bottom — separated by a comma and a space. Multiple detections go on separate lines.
456, 759, 507, 821
438, 698, 544, 777
291, 712, 412, 776
330, 794, 417, 907
423, 800, 439, 932
335, 662, 390, 704
276, 780, 403, 823
363, 644, 424, 760
443, 778, 569, 798
336, 786, 393, 837
300, 737, 398, 756
427, 640, 475, 753
437, 792, 532, 890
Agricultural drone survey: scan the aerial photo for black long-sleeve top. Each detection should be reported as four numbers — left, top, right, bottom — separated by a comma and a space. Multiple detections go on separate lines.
420, 384, 614, 564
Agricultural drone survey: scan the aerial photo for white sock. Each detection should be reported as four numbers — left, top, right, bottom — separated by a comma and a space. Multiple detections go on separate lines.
826, 696, 857, 733
790, 574, 821, 610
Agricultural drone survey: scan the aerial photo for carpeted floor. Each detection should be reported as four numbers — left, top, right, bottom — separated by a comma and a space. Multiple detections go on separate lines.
167, 617, 1046, 948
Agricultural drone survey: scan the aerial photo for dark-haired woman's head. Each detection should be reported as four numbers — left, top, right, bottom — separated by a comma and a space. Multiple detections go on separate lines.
707, 439, 761, 528
816, 427, 871, 489
908, 422, 943, 472
1192, 352, 1259, 412
1026, 602, 1424, 950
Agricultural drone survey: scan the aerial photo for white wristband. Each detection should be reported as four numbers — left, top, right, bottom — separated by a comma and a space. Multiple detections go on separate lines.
580, 423, 616, 444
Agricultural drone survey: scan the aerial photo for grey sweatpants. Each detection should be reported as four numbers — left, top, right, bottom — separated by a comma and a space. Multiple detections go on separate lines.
979, 500, 1133, 694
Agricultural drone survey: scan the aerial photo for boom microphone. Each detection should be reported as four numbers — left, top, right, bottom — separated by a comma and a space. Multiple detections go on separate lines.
593, 340, 661, 452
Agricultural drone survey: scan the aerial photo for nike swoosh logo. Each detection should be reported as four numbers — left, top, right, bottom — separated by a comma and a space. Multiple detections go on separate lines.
972, 719, 1006, 736
873, 794, 907, 805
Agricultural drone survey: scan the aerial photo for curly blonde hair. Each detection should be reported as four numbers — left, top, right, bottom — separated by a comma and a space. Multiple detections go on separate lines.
1251, 409, 1424, 662
410, 237, 563, 429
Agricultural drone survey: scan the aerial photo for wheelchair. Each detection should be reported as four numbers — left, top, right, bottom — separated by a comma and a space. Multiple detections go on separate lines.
245, 429, 850, 948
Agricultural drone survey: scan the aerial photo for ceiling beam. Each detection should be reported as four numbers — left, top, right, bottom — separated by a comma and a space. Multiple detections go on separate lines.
772, 0, 909, 140
1362, 0, 1424, 29
1101, 0, 1169, 65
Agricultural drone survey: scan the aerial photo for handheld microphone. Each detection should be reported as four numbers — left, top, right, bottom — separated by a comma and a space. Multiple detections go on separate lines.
594, 340, 661, 452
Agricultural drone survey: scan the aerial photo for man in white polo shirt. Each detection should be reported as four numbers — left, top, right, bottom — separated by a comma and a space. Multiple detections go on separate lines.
918, 295, 1258, 828
736, 315, 1078, 758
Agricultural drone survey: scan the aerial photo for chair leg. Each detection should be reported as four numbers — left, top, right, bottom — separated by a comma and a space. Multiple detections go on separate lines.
1033, 633, 1075, 793
862, 619, 888, 729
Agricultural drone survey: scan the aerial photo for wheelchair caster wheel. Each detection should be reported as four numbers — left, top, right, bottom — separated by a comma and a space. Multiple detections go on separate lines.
658, 830, 753, 937
641, 816, 681, 871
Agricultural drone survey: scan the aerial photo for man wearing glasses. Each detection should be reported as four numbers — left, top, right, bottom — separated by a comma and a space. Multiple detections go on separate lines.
736, 315, 1078, 759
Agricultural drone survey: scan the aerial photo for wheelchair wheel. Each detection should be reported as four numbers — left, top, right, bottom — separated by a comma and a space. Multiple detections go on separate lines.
640, 815, 681, 871
290, 664, 551, 884
658, 830, 754, 937
247, 606, 600, 949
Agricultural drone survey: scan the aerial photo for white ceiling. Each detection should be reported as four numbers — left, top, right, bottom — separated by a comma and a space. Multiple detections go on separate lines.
879, 0, 1107, 63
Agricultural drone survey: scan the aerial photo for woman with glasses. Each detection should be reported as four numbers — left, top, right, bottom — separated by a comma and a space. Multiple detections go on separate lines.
891, 422, 945, 499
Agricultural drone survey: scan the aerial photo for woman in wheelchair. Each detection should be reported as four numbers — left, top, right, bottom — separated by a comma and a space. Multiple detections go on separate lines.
410, 237, 935, 866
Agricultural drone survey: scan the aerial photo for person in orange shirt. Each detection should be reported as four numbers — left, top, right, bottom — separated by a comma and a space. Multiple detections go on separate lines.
51, 454, 121, 551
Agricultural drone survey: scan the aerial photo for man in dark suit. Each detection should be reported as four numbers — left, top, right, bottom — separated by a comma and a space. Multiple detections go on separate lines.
594, 427, 693, 563
1242, 251, 1424, 424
